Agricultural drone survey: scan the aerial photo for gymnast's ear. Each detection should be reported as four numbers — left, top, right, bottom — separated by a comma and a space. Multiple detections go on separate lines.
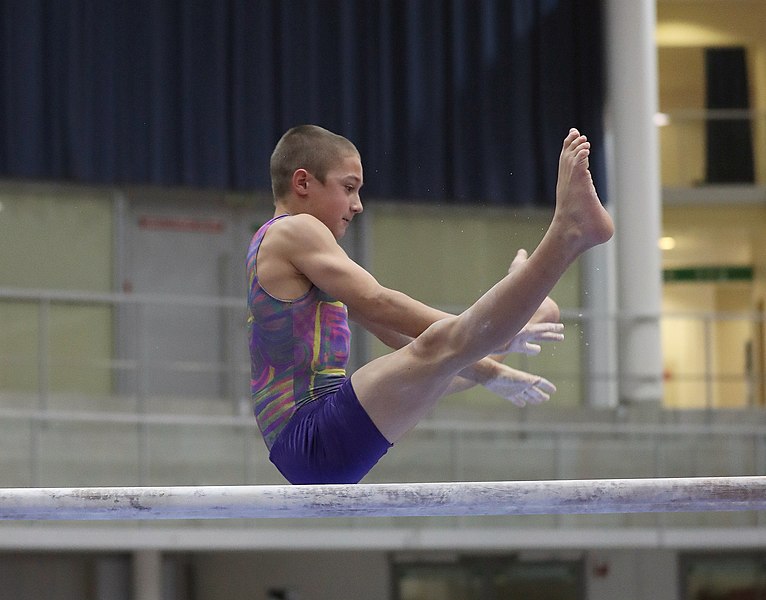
292, 169, 310, 197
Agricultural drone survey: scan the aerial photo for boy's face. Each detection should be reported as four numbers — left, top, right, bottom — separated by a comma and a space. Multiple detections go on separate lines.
307, 154, 364, 239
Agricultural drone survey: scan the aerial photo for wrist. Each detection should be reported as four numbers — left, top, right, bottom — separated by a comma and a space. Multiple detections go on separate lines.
458, 357, 501, 385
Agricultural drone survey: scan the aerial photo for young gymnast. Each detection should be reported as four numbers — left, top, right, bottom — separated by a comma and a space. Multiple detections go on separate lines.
247, 125, 614, 484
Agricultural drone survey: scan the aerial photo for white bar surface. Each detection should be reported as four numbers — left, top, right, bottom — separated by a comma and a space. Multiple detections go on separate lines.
0, 477, 765, 521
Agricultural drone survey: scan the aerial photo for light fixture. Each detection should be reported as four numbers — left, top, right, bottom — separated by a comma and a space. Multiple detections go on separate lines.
658, 236, 676, 250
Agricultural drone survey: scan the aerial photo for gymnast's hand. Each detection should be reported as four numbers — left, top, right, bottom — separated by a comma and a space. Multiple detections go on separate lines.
482, 364, 556, 407
494, 322, 565, 356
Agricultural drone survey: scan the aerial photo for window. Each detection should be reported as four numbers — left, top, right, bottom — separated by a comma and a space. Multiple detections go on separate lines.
681, 553, 766, 600
394, 555, 584, 600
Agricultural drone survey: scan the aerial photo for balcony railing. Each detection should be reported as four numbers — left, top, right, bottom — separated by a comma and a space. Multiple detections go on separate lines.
1, 288, 765, 531
659, 108, 766, 188
2, 288, 761, 412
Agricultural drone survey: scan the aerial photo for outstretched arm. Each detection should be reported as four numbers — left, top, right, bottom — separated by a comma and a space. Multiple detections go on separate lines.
283, 214, 451, 338
281, 213, 563, 376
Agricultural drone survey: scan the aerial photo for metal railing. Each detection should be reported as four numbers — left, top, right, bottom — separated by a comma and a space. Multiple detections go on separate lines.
2, 288, 761, 411
1, 288, 765, 530
659, 108, 766, 188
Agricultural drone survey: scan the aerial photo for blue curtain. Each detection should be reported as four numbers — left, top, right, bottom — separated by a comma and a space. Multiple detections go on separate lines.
0, 0, 604, 207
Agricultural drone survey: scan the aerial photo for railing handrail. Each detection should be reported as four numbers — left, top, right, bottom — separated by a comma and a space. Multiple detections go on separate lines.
0, 287, 244, 308
1, 405, 765, 438
2, 287, 763, 322
1, 287, 764, 415
662, 108, 766, 121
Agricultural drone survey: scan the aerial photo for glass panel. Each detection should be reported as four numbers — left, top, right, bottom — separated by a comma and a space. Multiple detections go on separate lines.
0, 301, 38, 396
662, 312, 710, 409
396, 558, 583, 600
49, 304, 113, 398
683, 554, 766, 600
37, 421, 141, 486
145, 424, 248, 486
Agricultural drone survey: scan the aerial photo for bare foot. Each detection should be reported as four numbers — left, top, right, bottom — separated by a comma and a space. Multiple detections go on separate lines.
553, 128, 614, 254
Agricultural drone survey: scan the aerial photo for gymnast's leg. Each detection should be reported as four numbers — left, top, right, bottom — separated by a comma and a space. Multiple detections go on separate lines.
351, 129, 614, 443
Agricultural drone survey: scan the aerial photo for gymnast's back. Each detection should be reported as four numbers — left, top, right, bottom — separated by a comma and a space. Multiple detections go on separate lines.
246, 214, 351, 449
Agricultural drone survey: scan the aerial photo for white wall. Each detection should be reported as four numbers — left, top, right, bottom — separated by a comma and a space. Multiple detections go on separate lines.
188, 548, 682, 600
587, 549, 678, 600
192, 550, 391, 600
0, 553, 108, 600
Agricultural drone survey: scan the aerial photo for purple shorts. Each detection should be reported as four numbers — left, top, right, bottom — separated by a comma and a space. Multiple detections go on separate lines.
269, 378, 393, 484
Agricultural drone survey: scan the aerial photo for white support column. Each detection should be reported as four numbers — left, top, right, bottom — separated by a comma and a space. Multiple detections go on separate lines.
605, 0, 664, 403
581, 241, 619, 408
132, 550, 163, 600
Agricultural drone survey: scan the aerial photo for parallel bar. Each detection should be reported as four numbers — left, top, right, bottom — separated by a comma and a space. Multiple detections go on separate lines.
0, 477, 765, 521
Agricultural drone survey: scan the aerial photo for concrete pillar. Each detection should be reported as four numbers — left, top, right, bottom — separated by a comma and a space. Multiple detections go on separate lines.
95, 556, 130, 600
582, 240, 619, 408
132, 550, 163, 600
605, 0, 664, 403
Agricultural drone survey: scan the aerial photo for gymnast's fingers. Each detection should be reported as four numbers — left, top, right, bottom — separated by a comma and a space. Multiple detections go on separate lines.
534, 376, 557, 395
524, 386, 551, 405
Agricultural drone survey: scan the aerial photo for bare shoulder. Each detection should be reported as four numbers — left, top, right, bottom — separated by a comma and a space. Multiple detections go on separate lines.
262, 213, 383, 309
257, 214, 335, 300
266, 213, 335, 250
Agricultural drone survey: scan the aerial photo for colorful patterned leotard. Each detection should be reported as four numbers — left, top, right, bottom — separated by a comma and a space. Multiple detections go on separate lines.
247, 215, 351, 449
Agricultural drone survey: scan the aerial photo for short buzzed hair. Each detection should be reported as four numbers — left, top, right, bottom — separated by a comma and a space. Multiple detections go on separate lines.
270, 125, 360, 200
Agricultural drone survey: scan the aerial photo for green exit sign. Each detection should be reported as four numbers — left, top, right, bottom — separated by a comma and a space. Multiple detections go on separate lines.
663, 266, 753, 282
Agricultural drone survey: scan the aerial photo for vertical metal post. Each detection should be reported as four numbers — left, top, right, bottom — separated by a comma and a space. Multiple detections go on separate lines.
754, 434, 765, 526
449, 429, 460, 481
347, 207, 373, 371
450, 429, 463, 529
242, 422, 256, 484
37, 300, 50, 413
653, 433, 665, 530
31, 299, 51, 486
553, 433, 563, 529
216, 253, 234, 407
704, 315, 715, 411
135, 301, 149, 485
112, 190, 130, 397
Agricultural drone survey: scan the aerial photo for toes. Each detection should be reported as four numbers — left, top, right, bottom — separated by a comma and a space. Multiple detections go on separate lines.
563, 129, 580, 147
571, 138, 589, 153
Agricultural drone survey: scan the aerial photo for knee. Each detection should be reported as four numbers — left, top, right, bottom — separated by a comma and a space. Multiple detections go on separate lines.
408, 316, 467, 367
